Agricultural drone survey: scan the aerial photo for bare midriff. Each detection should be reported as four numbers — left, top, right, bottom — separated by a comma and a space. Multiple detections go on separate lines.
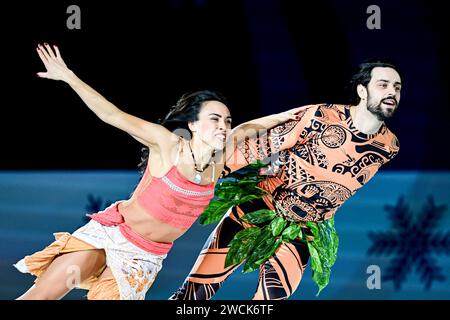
118, 199, 187, 244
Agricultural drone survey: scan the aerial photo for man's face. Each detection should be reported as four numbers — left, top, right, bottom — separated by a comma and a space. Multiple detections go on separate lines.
364, 67, 402, 121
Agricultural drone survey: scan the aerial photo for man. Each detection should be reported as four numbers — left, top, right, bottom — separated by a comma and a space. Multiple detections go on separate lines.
169, 59, 401, 300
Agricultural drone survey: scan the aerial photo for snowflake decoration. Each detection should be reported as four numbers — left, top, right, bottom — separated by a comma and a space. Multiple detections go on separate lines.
367, 196, 450, 290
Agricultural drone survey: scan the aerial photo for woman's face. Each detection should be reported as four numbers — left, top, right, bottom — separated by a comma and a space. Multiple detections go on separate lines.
189, 100, 232, 150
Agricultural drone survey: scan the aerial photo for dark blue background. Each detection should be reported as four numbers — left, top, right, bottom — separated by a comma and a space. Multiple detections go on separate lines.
3, 0, 450, 170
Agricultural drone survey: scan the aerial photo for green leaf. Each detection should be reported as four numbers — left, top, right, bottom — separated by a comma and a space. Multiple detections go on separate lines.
216, 180, 238, 188
270, 217, 287, 237
199, 200, 233, 225
307, 241, 323, 273
312, 269, 329, 296
215, 185, 241, 201
242, 226, 278, 273
298, 227, 304, 241
247, 160, 269, 170
306, 221, 319, 238
227, 171, 262, 181
254, 237, 283, 265
225, 227, 261, 267
240, 209, 276, 224
237, 194, 262, 204
254, 225, 274, 244
238, 180, 259, 188
229, 226, 261, 243
281, 223, 301, 242
243, 236, 278, 273
305, 217, 339, 296
224, 242, 243, 268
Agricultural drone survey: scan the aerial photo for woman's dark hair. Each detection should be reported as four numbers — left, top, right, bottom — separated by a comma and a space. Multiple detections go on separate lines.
138, 90, 228, 173
348, 58, 401, 105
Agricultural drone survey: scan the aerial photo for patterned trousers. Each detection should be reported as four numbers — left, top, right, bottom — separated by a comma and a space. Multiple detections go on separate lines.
169, 199, 310, 300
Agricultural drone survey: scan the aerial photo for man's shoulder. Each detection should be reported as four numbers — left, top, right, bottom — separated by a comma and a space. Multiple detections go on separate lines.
380, 125, 400, 154
310, 103, 349, 121
296, 103, 350, 126
308, 103, 347, 110
312, 103, 349, 113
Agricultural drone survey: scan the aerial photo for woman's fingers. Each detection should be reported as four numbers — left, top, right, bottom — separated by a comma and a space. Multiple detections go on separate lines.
38, 44, 52, 62
52, 45, 64, 62
37, 43, 67, 69
36, 46, 49, 66
285, 107, 305, 120
36, 72, 48, 79
284, 111, 300, 120
43, 43, 57, 59
290, 107, 304, 114
36, 43, 62, 80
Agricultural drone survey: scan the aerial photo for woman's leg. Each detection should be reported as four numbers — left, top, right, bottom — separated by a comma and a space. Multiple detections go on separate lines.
252, 239, 310, 300
17, 249, 106, 300
87, 267, 120, 300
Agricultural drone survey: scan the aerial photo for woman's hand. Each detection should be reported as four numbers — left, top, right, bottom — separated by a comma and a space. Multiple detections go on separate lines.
275, 106, 305, 123
34, 42, 177, 148
36, 43, 74, 82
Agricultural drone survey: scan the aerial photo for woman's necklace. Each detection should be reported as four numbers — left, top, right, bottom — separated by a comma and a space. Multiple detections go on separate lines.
188, 140, 215, 184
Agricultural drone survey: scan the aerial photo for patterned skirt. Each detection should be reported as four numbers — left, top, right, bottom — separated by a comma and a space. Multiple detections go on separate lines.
14, 219, 166, 300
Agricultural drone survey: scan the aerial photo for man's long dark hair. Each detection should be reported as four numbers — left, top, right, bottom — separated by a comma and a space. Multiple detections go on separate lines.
138, 90, 228, 173
348, 58, 401, 105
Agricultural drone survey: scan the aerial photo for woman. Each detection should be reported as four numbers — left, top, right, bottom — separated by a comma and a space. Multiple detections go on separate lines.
14, 43, 301, 300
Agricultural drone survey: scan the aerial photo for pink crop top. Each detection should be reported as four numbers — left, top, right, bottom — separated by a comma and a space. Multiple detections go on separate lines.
87, 138, 215, 255
135, 163, 215, 230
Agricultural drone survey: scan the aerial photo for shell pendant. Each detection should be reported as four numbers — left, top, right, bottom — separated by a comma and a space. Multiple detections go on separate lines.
194, 173, 202, 184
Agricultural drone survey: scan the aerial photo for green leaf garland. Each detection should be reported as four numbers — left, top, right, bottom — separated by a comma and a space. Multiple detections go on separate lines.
199, 160, 339, 295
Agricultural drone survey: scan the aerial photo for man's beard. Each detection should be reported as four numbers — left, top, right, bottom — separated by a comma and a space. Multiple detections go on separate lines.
367, 95, 398, 121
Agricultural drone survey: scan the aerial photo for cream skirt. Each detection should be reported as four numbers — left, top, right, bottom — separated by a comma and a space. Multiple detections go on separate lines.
14, 219, 166, 300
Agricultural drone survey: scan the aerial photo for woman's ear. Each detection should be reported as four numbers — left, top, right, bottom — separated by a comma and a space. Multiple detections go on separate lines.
357, 84, 367, 100
188, 121, 196, 132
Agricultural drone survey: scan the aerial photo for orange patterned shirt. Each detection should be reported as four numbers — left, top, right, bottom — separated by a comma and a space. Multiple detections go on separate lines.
223, 104, 399, 222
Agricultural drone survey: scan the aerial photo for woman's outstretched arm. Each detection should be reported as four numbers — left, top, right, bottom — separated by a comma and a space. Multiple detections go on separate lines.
36, 43, 177, 149
227, 107, 304, 145
221, 105, 318, 176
